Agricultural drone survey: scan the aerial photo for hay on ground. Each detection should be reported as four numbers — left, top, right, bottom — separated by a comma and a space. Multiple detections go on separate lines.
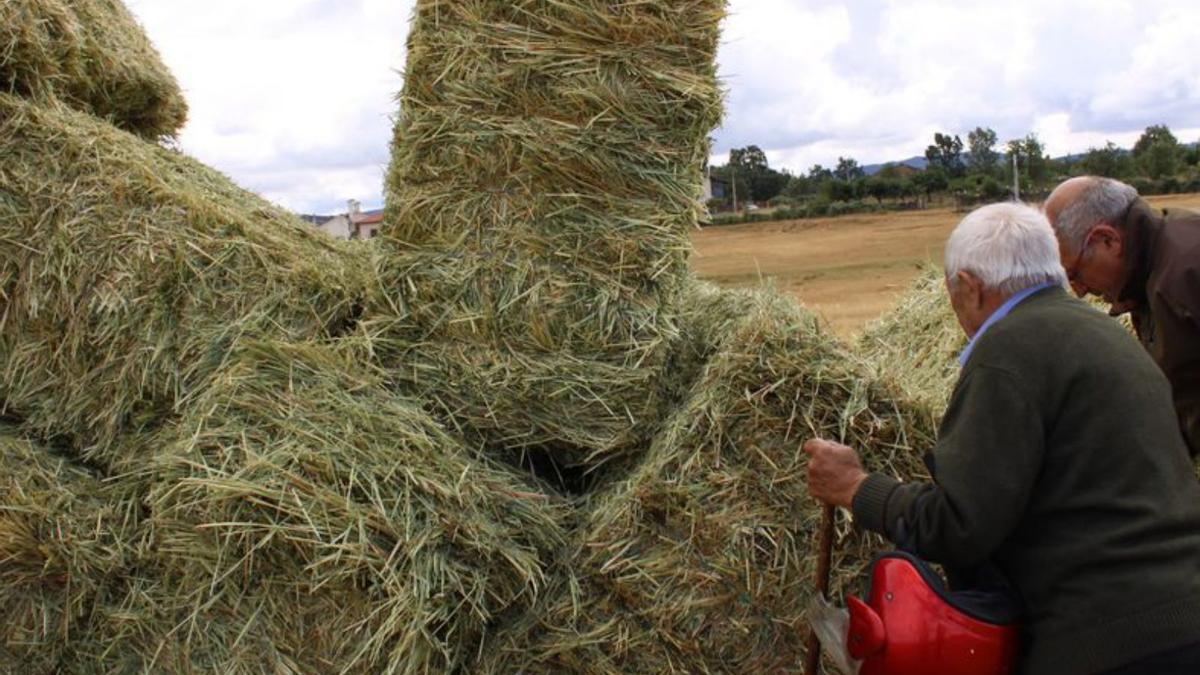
479, 284, 938, 673
0, 94, 373, 471
374, 0, 727, 465
857, 266, 964, 412
0, 0, 187, 138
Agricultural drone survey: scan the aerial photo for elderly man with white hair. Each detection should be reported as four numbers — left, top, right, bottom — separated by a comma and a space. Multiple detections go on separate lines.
805, 203, 1200, 675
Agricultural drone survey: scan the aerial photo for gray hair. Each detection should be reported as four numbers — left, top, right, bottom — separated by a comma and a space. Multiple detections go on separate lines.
1051, 177, 1139, 253
945, 202, 1068, 295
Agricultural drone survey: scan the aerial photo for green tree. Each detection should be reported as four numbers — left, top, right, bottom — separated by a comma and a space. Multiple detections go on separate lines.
925, 132, 965, 177
726, 145, 788, 202
865, 176, 905, 205
730, 145, 769, 172
780, 174, 812, 200
1133, 125, 1178, 156
1133, 125, 1181, 179
823, 179, 857, 202
808, 164, 834, 182
913, 166, 949, 199
754, 170, 789, 202
1185, 140, 1200, 167
967, 127, 1000, 175
953, 174, 1008, 202
1079, 142, 1133, 178
1008, 134, 1049, 187
834, 156, 864, 181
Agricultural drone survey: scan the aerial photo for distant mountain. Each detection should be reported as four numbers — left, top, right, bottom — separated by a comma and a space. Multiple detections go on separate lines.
859, 140, 1200, 178
861, 156, 928, 175
862, 150, 1120, 177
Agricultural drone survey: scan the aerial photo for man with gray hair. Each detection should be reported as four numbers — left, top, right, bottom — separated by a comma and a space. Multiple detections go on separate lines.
805, 203, 1200, 674
1045, 176, 1200, 456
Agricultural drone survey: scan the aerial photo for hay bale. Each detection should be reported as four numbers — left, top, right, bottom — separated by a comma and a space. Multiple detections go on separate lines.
114, 339, 571, 673
857, 266, 964, 412
0, 94, 372, 471
0, 0, 187, 138
374, 0, 726, 464
479, 285, 938, 672
0, 424, 137, 671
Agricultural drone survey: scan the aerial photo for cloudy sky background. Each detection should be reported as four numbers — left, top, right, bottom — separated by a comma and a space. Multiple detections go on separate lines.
127, 0, 1200, 215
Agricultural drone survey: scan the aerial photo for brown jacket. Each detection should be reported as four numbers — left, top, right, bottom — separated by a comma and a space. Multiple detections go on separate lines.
1115, 199, 1200, 456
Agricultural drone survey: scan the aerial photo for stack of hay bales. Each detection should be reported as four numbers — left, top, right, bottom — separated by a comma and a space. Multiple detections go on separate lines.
477, 284, 937, 672
0, 0, 187, 138
376, 0, 726, 465
0, 0, 951, 671
857, 266, 964, 413
0, 93, 372, 472
0, 7, 574, 671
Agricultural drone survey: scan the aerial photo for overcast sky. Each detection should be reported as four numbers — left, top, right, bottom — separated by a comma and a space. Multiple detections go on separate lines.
127, 0, 1200, 215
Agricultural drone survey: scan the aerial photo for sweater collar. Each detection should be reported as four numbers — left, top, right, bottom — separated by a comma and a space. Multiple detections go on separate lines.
958, 282, 1060, 368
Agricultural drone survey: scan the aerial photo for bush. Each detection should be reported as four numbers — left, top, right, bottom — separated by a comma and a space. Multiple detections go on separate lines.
1129, 176, 1162, 196
827, 199, 878, 217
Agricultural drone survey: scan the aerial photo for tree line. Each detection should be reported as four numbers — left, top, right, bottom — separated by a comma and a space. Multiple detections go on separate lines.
707, 124, 1200, 225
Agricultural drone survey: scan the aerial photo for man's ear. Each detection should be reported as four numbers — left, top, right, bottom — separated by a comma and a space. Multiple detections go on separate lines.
1091, 223, 1123, 256
956, 270, 984, 308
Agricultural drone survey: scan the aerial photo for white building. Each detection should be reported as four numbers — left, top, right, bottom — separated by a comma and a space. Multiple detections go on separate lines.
304, 200, 384, 240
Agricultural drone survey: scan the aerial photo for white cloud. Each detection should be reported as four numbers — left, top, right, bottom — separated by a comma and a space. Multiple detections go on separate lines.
711, 0, 1200, 172
127, 0, 414, 214
124, 1, 1200, 213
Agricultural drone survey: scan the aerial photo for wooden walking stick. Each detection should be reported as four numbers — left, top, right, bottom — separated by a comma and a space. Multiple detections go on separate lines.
804, 504, 837, 675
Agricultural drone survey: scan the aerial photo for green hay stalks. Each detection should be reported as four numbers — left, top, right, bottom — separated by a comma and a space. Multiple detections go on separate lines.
0, 94, 373, 472
479, 283, 938, 673
857, 266, 965, 414
0, 2, 966, 672
0, 0, 187, 139
0, 425, 138, 671
373, 0, 728, 464
134, 339, 571, 673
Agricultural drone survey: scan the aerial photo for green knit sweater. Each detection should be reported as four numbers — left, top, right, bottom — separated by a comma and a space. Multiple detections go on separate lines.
853, 287, 1200, 675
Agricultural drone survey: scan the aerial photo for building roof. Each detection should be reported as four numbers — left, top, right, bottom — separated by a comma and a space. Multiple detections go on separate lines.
355, 208, 385, 225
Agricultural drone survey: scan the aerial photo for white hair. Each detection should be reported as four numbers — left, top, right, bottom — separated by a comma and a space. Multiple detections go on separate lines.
1049, 177, 1139, 253
944, 202, 1068, 295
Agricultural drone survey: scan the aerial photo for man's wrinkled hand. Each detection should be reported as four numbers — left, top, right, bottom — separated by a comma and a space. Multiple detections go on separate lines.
803, 438, 869, 509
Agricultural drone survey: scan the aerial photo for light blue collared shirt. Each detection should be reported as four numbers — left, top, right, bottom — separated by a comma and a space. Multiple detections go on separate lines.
958, 282, 1059, 368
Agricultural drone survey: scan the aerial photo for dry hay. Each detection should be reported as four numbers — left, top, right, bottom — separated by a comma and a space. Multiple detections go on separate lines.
857, 266, 964, 413
139, 339, 571, 673
0, 2, 959, 672
477, 284, 938, 673
0, 94, 373, 472
0, 424, 140, 671
0, 0, 187, 138
1, 340, 574, 674
374, 0, 726, 465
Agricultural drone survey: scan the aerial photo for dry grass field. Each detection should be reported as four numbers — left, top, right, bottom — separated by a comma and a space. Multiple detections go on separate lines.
691, 193, 1200, 339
